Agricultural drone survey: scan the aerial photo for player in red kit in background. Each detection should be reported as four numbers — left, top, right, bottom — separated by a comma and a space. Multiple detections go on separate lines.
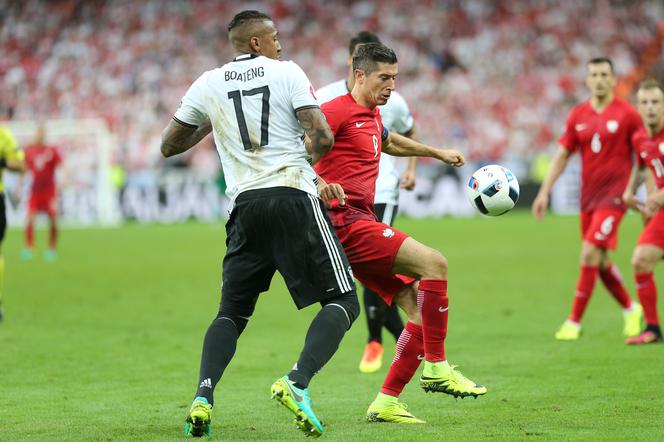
19, 124, 62, 262
623, 79, 664, 344
314, 43, 486, 424
532, 57, 644, 340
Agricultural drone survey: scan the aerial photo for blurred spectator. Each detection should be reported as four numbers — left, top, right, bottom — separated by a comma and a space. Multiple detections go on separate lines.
1, 0, 662, 173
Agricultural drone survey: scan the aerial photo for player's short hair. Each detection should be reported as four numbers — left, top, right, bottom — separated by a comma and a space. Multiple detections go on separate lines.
352, 43, 397, 75
587, 57, 614, 73
638, 78, 663, 93
348, 31, 381, 55
227, 10, 272, 32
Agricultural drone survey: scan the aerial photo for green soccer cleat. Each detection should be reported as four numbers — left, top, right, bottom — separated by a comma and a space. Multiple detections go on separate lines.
271, 376, 324, 437
44, 249, 57, 263
184, 396, 212, 438
366, 394, 425, 424
623, 303, 644, 337
420, 361, 487, 398
20, 248, 33, 261
555, 320, 581, 340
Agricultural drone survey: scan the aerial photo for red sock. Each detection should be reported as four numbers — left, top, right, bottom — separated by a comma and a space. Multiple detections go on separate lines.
26, 220, 34, 248
635, 272, 659, 326
380, 322, 424, 396
419, 279, 448, 362
569, 266, 599, 323
599, 263, 632, 309
49, 217, 58, 249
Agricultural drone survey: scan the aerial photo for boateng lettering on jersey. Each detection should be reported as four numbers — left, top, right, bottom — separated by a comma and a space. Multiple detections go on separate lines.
225, 67, 265, 82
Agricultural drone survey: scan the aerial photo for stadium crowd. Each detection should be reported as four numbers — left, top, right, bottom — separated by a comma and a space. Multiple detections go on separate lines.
1, 0, 663, 174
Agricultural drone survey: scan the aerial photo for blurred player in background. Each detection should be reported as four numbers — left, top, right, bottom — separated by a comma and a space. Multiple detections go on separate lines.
622, 79, 664, 344
19, 124, 62, 262
532, 57, 644, 340
161, 10, 358, 438
315, 43, 486, 424
317, 31, 418, 374
0, 125, 25, 321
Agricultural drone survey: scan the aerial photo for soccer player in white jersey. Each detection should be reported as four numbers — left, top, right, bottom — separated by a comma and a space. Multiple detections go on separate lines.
161, 10, 358, 438
317, 31, 418, 374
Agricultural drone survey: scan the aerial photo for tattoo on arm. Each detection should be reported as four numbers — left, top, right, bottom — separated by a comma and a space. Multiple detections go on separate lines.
160, 118, 212, 157
296, 107, 334, 154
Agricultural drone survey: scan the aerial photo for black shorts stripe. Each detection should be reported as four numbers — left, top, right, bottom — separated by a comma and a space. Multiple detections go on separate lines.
307, 194, 352, 292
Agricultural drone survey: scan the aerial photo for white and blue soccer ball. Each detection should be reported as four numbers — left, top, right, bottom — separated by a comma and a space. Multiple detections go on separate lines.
466, 165, 519, 216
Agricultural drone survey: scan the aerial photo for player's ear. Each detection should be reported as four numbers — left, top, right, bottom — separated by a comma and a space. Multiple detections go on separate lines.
354, 69, 365, 85
249, 36, 261, 54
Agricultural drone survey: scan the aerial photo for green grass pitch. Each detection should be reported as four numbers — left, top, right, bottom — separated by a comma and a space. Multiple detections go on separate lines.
1, 211, 663, 440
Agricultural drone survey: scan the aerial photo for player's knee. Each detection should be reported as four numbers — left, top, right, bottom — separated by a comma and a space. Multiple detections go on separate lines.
324, 290, 360, 328
423, 249, 448, 279
215, 311, 250, 335
631, 250, 653, 274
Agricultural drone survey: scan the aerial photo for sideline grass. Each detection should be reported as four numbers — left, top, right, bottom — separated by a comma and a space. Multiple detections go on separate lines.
1, 211, 662, 440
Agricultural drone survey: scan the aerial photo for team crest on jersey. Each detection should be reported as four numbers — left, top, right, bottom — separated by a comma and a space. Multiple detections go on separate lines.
606, 120, 619, 133
382, 228, 395, 238
659, 142, 664, 155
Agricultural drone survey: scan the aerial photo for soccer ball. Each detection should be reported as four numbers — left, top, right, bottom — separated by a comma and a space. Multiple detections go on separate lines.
466, 165, 519, 216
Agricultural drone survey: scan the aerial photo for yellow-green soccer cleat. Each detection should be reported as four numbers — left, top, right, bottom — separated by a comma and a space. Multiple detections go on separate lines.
420, 362, 487, 398
555, 320, 581, 341
271, 376, 324, 437
366, 396, 425, 424
184, 396, 212, 438
623, 303, 644, 337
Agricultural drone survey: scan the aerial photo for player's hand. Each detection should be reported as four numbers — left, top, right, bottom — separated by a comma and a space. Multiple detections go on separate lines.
439, 149, 464, 167
532, 193, 549, 221
622, 191, 648, 220
317, 176, 346, 208
400, 169, 416, 190
644, 192, 664, 219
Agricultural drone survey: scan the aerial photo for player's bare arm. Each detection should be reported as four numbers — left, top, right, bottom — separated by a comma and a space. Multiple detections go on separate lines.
532, 146, 571, 221
400, 126, 419, 190
160, 118, 212, 158
622, 164, 648, 214
383, 131, 464, 166
296, 107, 334, 163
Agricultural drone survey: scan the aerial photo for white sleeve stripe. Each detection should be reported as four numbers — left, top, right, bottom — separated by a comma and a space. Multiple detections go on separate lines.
306, 194, 353, 292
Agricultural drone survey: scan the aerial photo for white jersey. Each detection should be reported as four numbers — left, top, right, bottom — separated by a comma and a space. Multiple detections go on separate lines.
316, 79, 414, 206
174, 54, 319, 209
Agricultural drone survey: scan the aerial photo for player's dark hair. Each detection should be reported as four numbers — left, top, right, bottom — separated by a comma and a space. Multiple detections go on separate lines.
227, 10, 272, 32
348, 31, 381, 55
638, 78, 663, 92
588, 57, 614, 73
352, 43, 397, 75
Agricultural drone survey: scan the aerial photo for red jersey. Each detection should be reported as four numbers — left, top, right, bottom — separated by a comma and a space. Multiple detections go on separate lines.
632, 125, 664, 191
558, 98, 642, 211
315, 94, 387, 226
24, 144, 62, 195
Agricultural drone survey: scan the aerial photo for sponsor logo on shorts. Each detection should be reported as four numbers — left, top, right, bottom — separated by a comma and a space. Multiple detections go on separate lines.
383, 228, 395, 238
438, 307, 449, 313
417, 355, 425, 361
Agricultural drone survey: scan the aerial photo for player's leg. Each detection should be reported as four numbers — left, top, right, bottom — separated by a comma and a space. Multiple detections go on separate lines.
359, 203, 404, 373
21, 208, 36, 261
44, 214, 58, 262
0, 196, 6, 321
185, 200, 276, 438
627, 215, 664, 344
367, 282, 426, 423
391, 237, 487, 399
269, 191, 358, 437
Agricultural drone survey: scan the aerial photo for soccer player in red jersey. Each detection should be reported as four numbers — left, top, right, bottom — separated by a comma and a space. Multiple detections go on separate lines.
623, 79, 664, 344
314, 43, 486, 424
20, 124, 62, 262
532, 57, 644, 340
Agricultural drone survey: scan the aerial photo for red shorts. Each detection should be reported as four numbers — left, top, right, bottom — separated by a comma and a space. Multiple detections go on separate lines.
28, 191, 57, 216
638, 210, 664, 250
334, 220, 415, 305
580, 208, 625, 250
